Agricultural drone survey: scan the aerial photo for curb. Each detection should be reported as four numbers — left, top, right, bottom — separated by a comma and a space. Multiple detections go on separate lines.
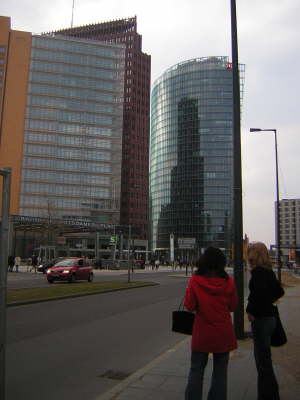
7, 282, 159, 307
95, 337, 190, 400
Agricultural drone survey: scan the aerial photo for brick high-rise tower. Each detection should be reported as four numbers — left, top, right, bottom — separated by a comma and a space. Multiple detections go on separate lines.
55, 17, 151, 239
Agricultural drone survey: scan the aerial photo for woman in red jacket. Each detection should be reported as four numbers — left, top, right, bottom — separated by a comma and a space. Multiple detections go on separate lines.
184, 247, 238, 400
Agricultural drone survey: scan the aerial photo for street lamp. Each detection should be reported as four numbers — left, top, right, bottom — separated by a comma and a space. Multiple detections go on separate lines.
0, 167, 11, 400
249, 128, 282, 283
231, 0, 244, 340
127, 225, 132, 283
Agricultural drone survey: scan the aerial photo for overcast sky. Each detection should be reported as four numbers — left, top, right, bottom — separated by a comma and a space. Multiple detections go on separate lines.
1, 0, 299, 247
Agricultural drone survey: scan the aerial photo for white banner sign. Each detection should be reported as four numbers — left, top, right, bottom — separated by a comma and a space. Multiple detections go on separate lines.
178, 237, 196, 249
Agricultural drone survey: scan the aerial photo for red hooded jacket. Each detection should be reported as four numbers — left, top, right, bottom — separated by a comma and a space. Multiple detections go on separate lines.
184, 274, 238, 353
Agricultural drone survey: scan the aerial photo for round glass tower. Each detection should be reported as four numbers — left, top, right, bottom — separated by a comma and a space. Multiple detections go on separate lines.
150, 56, 245, 259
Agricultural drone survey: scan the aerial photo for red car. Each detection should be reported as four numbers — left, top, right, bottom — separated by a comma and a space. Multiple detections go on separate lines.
134, 259, 146, 268
46, 258, 94, 284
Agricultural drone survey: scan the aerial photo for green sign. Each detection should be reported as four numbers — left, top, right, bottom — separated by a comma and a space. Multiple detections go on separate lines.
110, 236, 117, 244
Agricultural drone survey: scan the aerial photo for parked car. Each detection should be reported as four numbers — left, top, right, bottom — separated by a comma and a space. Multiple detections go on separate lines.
46, 258, 94, 283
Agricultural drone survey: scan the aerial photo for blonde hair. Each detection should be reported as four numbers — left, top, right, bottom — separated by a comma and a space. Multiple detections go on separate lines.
247, 242, 272, 269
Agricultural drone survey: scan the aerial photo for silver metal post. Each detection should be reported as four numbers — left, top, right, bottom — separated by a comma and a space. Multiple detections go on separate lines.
112, 225, 116, 263
71, 0, 75, 28
0, 167, 11, 400
127, 225, 131, 283
95, 231, 99, 260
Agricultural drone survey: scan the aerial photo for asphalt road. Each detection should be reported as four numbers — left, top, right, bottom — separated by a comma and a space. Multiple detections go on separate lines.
6, 270, 188, 400
7, 265, 189, 288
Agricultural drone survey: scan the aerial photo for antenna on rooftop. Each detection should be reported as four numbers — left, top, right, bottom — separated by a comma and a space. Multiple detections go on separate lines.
71, 0, 75, 28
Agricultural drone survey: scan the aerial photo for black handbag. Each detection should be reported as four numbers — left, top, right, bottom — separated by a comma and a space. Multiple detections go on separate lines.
172, 299, 195, 335
271, 307, 287, 347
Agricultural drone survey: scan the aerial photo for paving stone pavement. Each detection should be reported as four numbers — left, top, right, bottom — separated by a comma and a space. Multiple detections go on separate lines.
96, 273, 300, 400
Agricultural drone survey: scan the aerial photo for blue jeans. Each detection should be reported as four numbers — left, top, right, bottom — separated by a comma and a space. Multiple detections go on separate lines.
251, 317, 280, 400
185, 351, 229, 400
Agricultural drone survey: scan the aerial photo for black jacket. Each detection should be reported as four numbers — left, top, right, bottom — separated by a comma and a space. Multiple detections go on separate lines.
246, 266, 284, 318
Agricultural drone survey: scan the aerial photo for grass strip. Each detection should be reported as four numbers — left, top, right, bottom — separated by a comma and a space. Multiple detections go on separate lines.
7, 281, 155, 305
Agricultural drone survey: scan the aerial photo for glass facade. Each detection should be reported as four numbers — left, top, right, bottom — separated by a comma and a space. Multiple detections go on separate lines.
150, 57, 245, 254
20, 35, 125, 222
54, 17, 151, 239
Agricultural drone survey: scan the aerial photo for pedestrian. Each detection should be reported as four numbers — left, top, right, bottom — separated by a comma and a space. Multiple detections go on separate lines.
150, 257, 155, 270
246, 242, 284, 400
155, 259, 160, 270
184, 246, 238, 400
94, 257, 102, 269
8, 255, 15, 272
27, 256, 32, 272
179, 258, 183, 270
31, 254, 38, 273
14, 255, 21, 273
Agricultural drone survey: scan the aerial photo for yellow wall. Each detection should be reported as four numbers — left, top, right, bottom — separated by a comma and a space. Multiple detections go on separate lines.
0, 16, 32, 214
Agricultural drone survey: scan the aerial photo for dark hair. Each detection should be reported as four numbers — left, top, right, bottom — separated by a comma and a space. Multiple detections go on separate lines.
195, 246, 228, 279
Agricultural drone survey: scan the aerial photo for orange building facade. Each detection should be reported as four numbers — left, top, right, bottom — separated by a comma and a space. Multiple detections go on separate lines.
0, 16, 32, 214
0, 16, 150, 259
0, 16, 125, 224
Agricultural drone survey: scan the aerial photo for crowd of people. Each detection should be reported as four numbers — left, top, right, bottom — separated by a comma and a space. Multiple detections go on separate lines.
7, 254, 39, 273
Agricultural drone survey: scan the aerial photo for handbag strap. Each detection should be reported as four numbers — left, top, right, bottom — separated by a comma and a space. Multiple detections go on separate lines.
178, 297, 185, 311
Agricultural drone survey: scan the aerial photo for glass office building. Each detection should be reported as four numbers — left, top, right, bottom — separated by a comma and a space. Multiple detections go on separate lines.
150, 56, 245, 256
54, 17, 151, 240
20, 35, 125, 223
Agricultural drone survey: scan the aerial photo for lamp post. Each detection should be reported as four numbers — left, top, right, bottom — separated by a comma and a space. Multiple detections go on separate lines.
249, 128, 282, 283
230, 0, 244, 339
127, 225, 131, 283
0, 167, 11, 400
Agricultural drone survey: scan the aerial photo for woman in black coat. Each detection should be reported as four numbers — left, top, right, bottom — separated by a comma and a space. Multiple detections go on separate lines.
246, 242, 284, 400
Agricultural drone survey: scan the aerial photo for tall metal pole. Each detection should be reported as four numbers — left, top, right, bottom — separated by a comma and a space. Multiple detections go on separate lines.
112, 225, 116, 263
250, 128, 281, 283
0, 32, 11, 143
274, 130, 282, 283
71, 0, 75, 28
0, 167, 11, 400
95, 231, 99, 260
230, 0, 244, 339
127, 225, 131, 283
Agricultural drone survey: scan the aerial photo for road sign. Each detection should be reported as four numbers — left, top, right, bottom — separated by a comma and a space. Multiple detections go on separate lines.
178, 237, 196, 249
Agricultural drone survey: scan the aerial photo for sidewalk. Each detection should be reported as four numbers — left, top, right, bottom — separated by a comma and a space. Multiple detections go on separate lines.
96, 272, 300, 400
